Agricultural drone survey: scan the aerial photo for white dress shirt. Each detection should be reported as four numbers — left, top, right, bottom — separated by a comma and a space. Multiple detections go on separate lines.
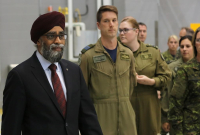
36, 51, 67, 100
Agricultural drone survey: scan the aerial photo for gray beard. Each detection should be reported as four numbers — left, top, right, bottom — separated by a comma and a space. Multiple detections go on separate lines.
41, 42, 64, 63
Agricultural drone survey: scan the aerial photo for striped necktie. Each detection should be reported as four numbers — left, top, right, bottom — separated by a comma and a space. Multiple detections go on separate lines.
49, 64, 66, 118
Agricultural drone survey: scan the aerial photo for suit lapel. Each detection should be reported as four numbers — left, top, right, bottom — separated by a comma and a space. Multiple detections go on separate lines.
30, 52, 64, 118
59, 60, 72, 117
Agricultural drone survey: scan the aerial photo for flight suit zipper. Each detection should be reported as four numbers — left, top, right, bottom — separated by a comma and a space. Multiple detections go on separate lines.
113, 63, 120, 135
104, 51, 120, 134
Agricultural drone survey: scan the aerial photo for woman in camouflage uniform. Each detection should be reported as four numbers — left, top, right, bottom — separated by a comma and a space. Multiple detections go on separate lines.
162, 35, 180, 64
168, 27, 200, 134
119, 16, 171, 135
162, 35, 194, 134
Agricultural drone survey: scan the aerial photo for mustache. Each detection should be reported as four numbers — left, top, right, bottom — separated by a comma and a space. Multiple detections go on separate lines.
50, 44, 64, 49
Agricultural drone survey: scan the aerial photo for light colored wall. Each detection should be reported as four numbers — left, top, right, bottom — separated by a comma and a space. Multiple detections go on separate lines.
0, 1, 39, 106
123, 0, 158, 46
115, 0, 200, 52
158, 0, 200, 52
113, 0, 125, 23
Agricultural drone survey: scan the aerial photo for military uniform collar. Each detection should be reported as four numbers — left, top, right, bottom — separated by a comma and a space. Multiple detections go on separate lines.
134, 40, 147, 56
187, 57, 196, 64
167, 49, 179, 58
179, 58, 184, 63
138, 40, 148, 52
94, 38, 125, 53
167, 49, 171, 55
187, 57, 200, 70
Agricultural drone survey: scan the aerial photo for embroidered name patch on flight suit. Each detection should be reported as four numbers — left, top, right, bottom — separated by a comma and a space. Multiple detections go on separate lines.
121, 54, 130, 60
141, 54, 152, 60
93, 54, 107, 63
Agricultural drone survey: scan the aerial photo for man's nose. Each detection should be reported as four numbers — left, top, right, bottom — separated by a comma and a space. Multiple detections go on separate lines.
109, 21, 114, 26
54, 36, 62, 44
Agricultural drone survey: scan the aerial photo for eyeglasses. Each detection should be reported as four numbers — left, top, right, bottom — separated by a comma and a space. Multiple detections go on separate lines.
119, 28, 136, 34
196, 38, 200, 43
43, 34, 67, 41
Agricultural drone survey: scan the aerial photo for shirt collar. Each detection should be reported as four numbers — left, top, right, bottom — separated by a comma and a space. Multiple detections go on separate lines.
94, 38, 125, 53
36, 51, 59, 71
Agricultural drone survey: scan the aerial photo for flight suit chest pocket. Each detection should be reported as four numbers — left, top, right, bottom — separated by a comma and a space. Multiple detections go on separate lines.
119, 66, 130, 96
136, 54, 154, 72
141, 53, 152, 60
91, 66, 112, 99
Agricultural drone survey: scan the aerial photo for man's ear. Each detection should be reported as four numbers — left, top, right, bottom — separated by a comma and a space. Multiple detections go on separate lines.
97, 22, 100, 30
37, 40, 41, 46
36, 39, 43, 54
37, 38, 43, 48
36, 38, 42, 51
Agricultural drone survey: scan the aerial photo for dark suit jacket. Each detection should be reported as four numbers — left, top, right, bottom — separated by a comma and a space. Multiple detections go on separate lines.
1, 52, 102, 135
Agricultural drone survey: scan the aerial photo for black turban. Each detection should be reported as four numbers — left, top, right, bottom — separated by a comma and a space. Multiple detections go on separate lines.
30, 11, 65, 44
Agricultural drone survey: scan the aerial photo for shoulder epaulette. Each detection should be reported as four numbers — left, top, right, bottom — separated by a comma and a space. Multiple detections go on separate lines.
81, 44, 95, 54
146, 44, 158, 49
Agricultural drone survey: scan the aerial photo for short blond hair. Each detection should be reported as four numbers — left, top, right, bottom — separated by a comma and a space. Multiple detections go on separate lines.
167, 35, 178, 43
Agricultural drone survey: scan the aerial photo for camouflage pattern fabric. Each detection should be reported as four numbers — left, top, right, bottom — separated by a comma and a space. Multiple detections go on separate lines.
162, 49, 179, 64
176, 49, 182, 59
161, 58, 184, 135
168, 57, 200, 135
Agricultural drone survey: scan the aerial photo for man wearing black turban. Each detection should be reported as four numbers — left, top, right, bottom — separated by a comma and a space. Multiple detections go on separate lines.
1, 11, 103, 135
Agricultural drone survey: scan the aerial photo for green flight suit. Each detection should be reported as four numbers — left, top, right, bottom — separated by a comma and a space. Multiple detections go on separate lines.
162, 49, 179, 64
130, 41, 171, 135
168, 57, 200, 135
79, 38, 137, 135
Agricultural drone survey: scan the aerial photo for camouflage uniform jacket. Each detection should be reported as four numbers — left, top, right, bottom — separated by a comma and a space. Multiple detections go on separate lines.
168, 57, 200, 134
161, 58, 184, 123
162, 49, 179, 64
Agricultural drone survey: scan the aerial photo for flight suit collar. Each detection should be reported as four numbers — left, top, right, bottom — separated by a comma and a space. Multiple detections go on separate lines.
94, 38, 126, 53
94, 38, 105, 53
139, 40, 148, 52
134, 40, 148, 57
117, 41, 126, 52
